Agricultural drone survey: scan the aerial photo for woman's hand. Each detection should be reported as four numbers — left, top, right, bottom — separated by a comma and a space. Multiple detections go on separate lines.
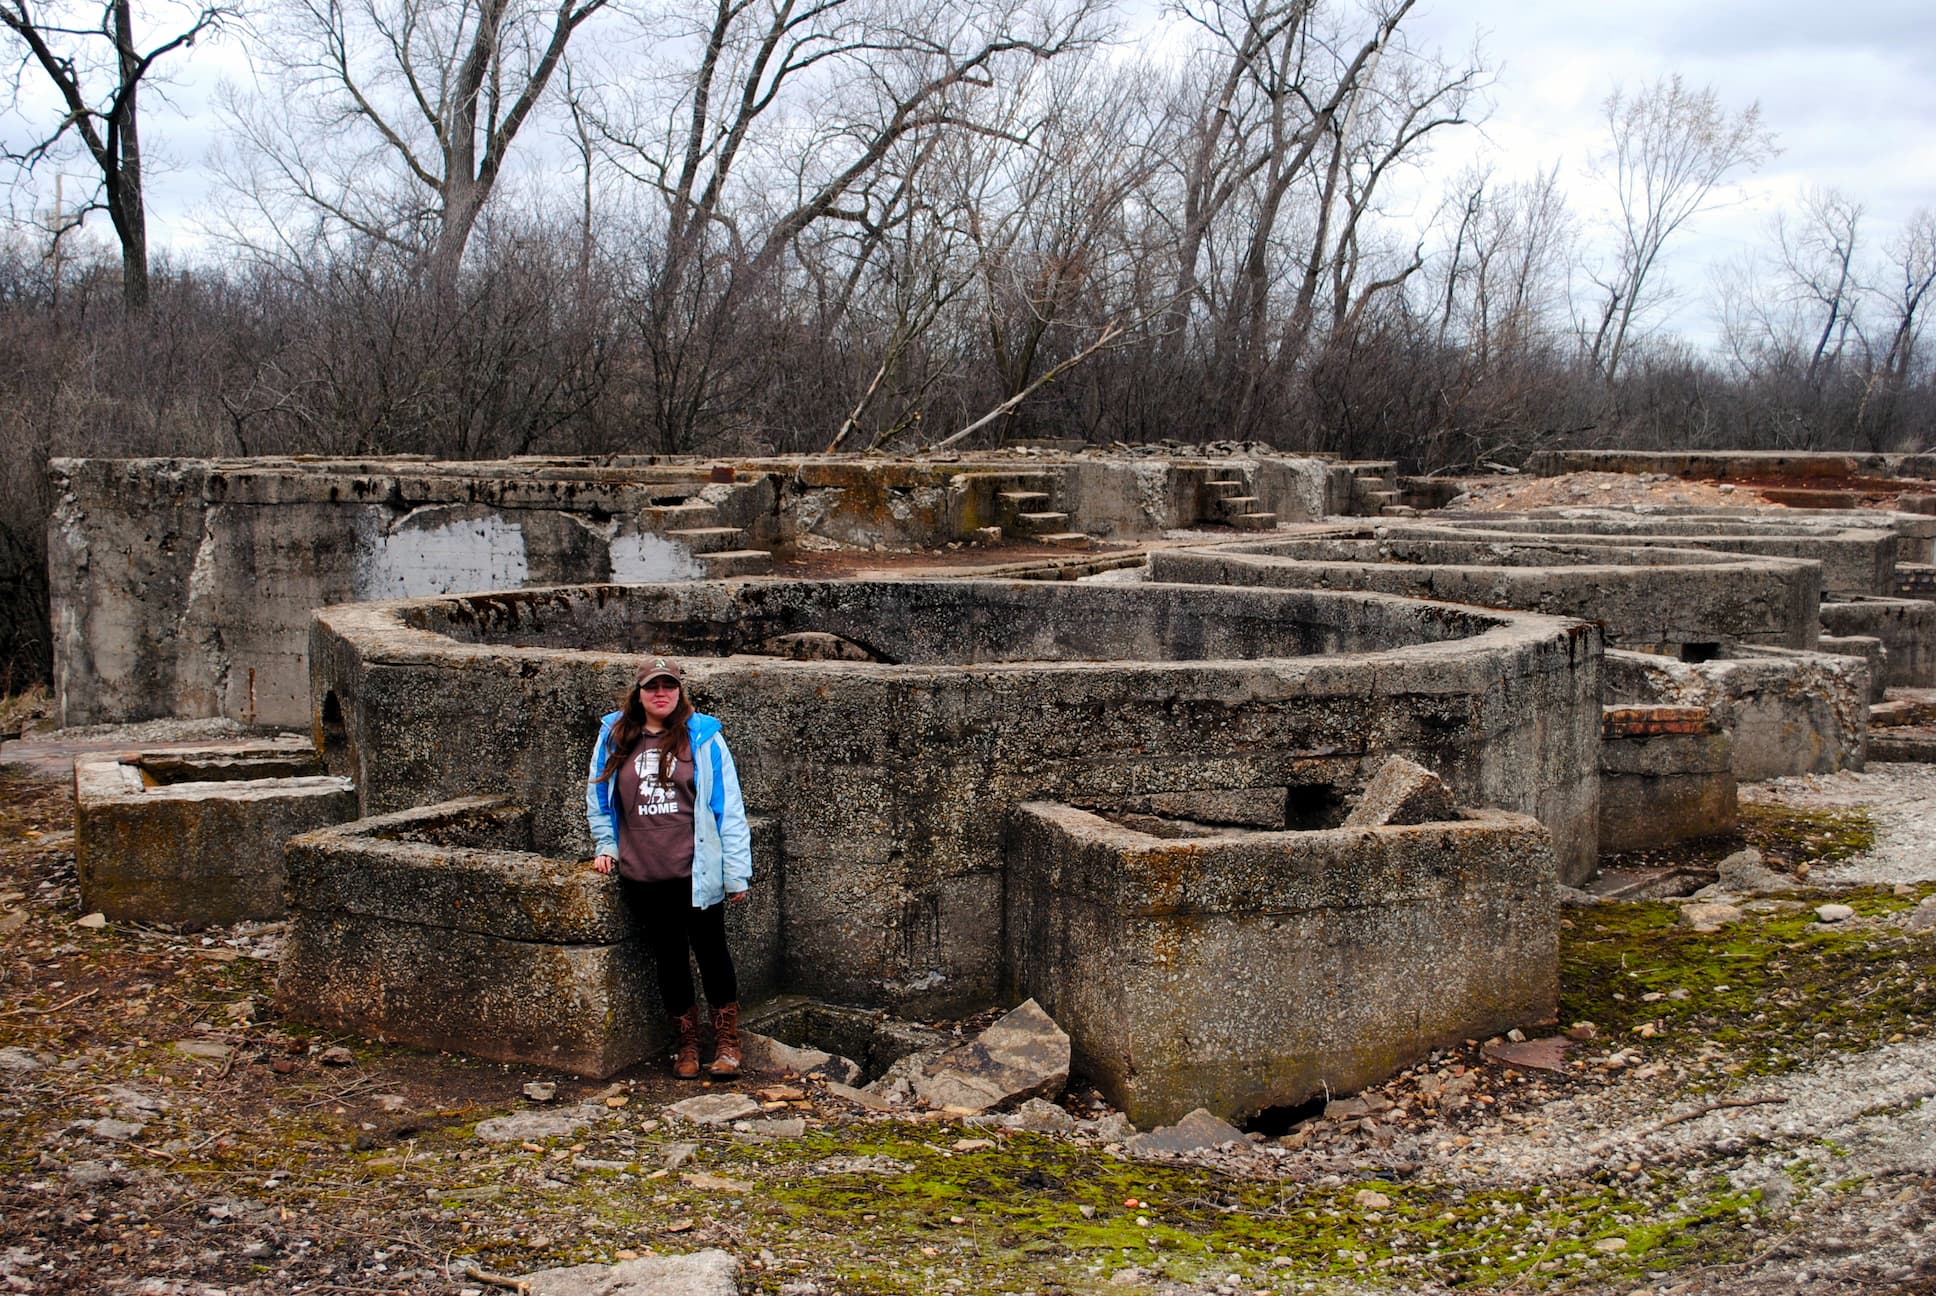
728, 889, 748, 905
592, 854, 616, 875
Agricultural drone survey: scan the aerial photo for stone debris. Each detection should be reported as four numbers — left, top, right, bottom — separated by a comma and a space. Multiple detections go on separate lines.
521, 1248, 739, 1296
523, 1081, 559, 1102
1816, 903, 1857, 923
737, 1032, 862, 1085
1344, 755, 1459, 827
666, 1093, 761, 1126
74, 911, 107, 929
1717, 846, 1790, 893
904, 999, 1070, 1114
734, 1117, 807, 1140
1907, 897, 1936, 931
85, 1117, 145, 1141
809, 1154, 912, 1176
1680, 901, 1744, 931
1125, 1107, 1245, 1158
475, 1106, 600, 1143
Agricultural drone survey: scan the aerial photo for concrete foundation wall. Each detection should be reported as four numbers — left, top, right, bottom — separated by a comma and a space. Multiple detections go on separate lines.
1597, 709, 1737, 854
1414, 516, 1896, 598
1005, 802, 1558, 1126
310, 579, 1602, 1013
1152, 536, 1821, 652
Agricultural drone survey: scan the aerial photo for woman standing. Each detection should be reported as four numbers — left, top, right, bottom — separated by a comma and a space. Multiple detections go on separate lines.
586, 655, 753, 1079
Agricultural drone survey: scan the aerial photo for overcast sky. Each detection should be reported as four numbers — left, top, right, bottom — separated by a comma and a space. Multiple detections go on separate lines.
1402, 0, 1936, 343
9, 0, 1934, 353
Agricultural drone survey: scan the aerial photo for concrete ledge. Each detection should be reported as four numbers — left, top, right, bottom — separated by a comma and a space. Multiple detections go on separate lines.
1004, 801, 1557, 1127
1153, 534, 1821, 653
278, 797, 784, 1076
74, 736, 356, 928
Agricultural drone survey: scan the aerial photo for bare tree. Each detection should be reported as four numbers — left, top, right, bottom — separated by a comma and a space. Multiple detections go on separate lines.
228, 0, 611, 276
1, 0, 230, 310
1581, 74, 1774, 385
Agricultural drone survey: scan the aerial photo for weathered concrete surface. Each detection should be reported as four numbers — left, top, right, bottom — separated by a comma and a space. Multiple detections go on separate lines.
1603, 647, 1868, 780
1524, 448, 1936, 484
1821, 597, 1936, 688
1817, 633, 1890, 702
74, 736, 356, 928
49, 457, 777, 728
1153, 534, 1822, 652
278, 797, 782, 1076
1598, 708, 1737, 854
1344, 755, 1459, 827
309, 578, 1601, 1013
1004, 801, 1558, 1126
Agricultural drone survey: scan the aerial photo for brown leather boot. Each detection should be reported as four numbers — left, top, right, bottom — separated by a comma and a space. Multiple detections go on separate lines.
671, 1007, 703, 1080
707, 1002, 741, 1078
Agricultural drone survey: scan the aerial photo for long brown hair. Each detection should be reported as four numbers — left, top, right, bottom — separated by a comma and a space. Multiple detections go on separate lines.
597, 661, 693, 785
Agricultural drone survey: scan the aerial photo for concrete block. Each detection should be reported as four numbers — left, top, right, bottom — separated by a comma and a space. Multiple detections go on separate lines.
1597, 709, 1736, 854
74, 736, 356, 928
1005, 801, 1558, 1127
1345, 755, 1457, 827
277, 798, 783, 1076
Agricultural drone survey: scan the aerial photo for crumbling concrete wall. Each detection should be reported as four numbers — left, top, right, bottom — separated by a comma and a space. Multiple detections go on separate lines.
50, 458, 776, 728
1414, 515, 1898, 598
309, 578, 1602, 1014
1004, 801, 1558, 1126
1603, 647, 1867, 780
1152, 535, 1822, 653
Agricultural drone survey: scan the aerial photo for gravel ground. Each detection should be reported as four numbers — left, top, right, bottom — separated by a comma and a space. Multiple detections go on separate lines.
1744, 763, 1936, 887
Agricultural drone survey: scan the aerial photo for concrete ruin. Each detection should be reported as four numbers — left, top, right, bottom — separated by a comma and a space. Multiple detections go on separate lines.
49, 452, 1342, 729
278, 797, 782, 1075
48, 446, 1936, 1121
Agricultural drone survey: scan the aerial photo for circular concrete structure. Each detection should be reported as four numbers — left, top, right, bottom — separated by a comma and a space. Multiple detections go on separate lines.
1152, 534, 1822, 654
310, 578, 1602, 1012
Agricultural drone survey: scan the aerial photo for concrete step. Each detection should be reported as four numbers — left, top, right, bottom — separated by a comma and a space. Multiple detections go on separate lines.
665, 527, 743, 555
1012, 510, 1072, 535
1202, 479, 1247, 497
698, 549, 773, 577
997, 489, 1052, 510
1212, 495, 1262, 518
1036, 532, 1094, 550
642, 501, 720, 529
1229, 512, 1277, 531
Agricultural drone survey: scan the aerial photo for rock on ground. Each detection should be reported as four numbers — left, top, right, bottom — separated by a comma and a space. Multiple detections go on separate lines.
522, 1249, 739, 1295
908, 998, 1070, 1113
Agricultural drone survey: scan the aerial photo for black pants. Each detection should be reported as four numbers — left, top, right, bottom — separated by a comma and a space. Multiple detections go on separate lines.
618, 877, 737, 1016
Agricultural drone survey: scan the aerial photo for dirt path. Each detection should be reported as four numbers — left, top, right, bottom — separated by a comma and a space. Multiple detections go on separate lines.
2, 747, 1933, 1296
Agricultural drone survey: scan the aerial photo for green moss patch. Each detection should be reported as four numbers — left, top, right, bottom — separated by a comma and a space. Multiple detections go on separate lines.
1561, 885, 1935, 1077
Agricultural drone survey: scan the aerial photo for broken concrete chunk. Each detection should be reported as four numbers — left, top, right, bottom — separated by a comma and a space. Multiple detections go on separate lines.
1815, 903, 1856, 924
909, 998, 1071, 1114
666, 1092, 760, 1126
475, 1107, 598, 1143
738, 1032, 863, 1086
1678, 902, 1743, 930
1344, 756, 1458, 828
1002, 1097, 1078, 1134
0, 1046, 46, 1072
1717, 847, 1789, 893
1125, 1107, 1245, 1158
520, 1248, 739, 1296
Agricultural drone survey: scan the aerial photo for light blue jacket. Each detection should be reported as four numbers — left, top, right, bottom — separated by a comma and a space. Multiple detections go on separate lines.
586, 710, 753, 908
